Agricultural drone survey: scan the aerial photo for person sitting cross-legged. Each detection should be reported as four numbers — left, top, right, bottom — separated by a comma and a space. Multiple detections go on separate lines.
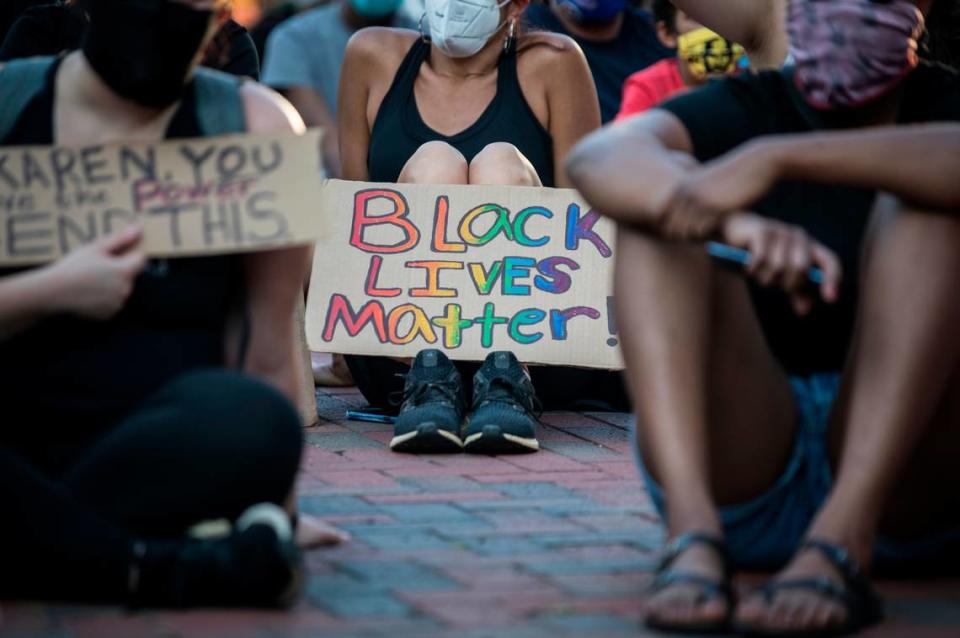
0, 0, 345, 606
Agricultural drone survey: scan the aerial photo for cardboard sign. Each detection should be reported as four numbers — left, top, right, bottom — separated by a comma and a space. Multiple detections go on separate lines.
306, 180, 623, 370
0, 129, 324, 266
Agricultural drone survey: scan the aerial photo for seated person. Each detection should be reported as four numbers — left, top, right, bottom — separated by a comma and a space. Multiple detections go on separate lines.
523, 0, 671, 122
524, 0, 786, 123
262, 0, 417, 387
567, 0, 960, 634
616, 0, 748, 119
262, 0, 415, 176
250, 0, 325, 62
0, 0, 321, 606
338, 0, 602, 453
0, 0, 261, 79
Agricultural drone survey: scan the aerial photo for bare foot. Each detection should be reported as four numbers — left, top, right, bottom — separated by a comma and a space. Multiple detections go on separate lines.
296, 513, 351, 549
736, 546, 852, 633
312, 353, 354, 387
645, 538, 730, 630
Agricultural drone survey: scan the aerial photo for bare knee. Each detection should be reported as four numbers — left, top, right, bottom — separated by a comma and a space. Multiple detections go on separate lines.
468, 142, 542, 186
616, 222, 710, 275
399, 141, 468, 184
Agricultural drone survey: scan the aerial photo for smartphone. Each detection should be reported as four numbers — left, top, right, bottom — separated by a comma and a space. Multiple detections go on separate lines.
706, 241, 824, 286
345, 410, 397, 425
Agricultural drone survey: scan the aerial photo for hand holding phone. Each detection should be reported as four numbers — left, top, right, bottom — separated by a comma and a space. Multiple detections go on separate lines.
706, 241, 824, 286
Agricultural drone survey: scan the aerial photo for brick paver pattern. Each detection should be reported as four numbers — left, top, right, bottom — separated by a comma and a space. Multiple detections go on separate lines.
2, 387, 958, 637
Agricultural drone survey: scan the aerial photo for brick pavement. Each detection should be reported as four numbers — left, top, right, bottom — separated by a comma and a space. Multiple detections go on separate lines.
2, 386, 959, 637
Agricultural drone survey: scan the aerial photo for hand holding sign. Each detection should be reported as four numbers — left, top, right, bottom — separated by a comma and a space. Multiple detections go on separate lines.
0, 130, 324, 265
46, 225, 147, 320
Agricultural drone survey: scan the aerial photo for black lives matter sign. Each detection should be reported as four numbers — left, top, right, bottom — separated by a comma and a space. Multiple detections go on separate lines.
0, 130, 324, 265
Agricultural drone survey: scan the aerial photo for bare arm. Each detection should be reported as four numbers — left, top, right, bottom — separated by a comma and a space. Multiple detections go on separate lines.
672, 123, 960, 226
239, 82, 312, 405
566, 109, 845, 307
337, 31, 378, 181
0, 269, 65, 341
670, 0, 787, 69
541, 37, 602, 187
0, 228, 145, 342
565, 109, 697, 224
280, 86, 342, 178
768, 124, 960, 210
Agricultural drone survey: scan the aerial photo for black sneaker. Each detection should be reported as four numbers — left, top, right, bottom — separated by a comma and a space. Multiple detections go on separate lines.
390, 349, 466, 453
132, 503, 303, 608
464, 352, 540, 454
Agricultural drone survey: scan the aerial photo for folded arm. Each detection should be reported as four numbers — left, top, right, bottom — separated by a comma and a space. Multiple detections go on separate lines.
565, 109, 698, 226
763, 124, 960, 210
677, 124, 960, 222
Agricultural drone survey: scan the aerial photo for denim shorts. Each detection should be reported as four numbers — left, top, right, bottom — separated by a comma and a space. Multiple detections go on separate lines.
634, 373, 960, 572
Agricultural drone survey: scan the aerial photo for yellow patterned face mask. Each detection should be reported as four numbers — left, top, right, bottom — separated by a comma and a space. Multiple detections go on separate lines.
677, 27, 748, 80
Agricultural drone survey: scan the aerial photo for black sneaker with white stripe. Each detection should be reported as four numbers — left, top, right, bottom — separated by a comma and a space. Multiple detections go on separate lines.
464, 352, 540, 454
390, 350, 466, 453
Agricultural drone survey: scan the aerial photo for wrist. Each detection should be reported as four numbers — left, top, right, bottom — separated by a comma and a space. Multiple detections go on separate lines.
746, 137, 789, 179
29, 264, 74, 315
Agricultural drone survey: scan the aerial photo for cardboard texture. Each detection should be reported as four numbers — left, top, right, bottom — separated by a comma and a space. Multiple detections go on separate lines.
0, 129, 324, 265
1, 129, 622, 370
306, 180, 623, 370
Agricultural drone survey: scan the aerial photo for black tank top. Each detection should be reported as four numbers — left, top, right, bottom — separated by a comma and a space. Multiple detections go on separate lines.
367, 37, 556, 187
0, 58, 244, 457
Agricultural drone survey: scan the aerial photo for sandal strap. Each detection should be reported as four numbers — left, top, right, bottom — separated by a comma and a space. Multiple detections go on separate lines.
753, 538, 884, 630
650, 571, 733, 602
657, 531, 728, 574
760, 576, 848, 604
801, 538, 864, 582
802, 538, 883, 618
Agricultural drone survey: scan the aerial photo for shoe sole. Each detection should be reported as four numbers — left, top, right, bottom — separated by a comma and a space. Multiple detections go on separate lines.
463, 426, 539, 455
235, 503, 304, 608
390, 425, 464, 454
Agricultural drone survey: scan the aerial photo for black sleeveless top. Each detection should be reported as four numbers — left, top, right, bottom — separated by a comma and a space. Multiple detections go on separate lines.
0, 58, 244, 456
367, 37, 556, 187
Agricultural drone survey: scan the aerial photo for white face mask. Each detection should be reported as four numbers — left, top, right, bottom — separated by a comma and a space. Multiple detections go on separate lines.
425, 0, 512, 58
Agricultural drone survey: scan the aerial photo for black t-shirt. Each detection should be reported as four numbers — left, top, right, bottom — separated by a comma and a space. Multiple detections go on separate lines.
523, 5, 670, 123
0, 58, 244, 469
658, 63, 960, 375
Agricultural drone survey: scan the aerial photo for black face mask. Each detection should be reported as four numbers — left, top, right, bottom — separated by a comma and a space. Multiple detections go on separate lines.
82, 0, 213, 108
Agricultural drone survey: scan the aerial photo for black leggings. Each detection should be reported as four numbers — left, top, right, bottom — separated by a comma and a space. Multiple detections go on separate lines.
0, 369, 303, 601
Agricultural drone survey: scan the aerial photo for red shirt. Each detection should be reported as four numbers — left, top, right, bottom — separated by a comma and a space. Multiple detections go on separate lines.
616, 58, 687, 121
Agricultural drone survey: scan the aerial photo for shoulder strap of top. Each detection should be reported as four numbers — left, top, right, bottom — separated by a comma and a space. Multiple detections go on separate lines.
396, 37, 431, 92
497, 35, 521, 95
193, 67, 247, 135
0, 60, 247, 142
0, 56, 57, 143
